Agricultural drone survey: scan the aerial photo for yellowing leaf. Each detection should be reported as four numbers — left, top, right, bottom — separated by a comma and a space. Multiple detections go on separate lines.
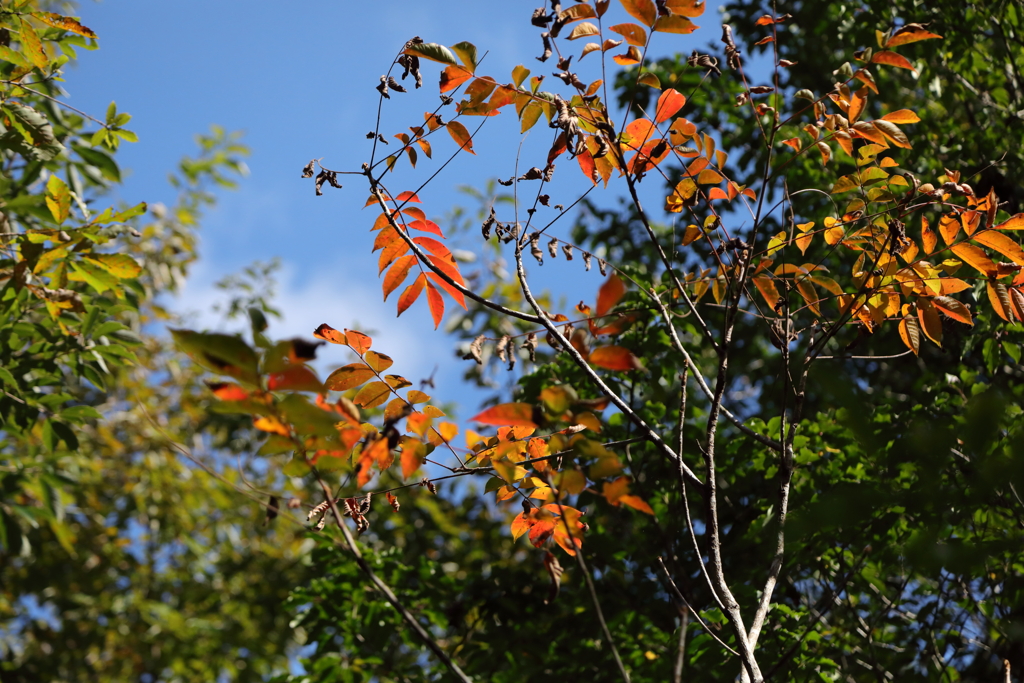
353, 381, 391, 409
994, 213, 1024, 230
618, 494, 655, 515
872, 120, 911, 148
988, 282, 1014, 322
567, 22, 601, 40
898, 312, 920, 355
254, 415, 290, 437
885, 26, 942, 48
313, 323, 347, 345
613, 46, 643, 65
364, 350, 394, 373
35, 12, 98, 38
950, 243, 998, 278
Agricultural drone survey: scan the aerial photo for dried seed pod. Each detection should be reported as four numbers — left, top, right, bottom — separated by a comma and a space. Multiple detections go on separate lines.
386, 491, 401, 512
315, 516, 328, 531
421, 478, 438, 494
583, 252, 593, 271
481, 207, 496, 240
308, 500, 332, 521
598, 258, 608, 276
519, 167, 544, 181
522, 332, 538, 362
301, 160, 316, 178
538, 194, 550, 206
387, 76, 407, 93
288, 498, 302, 509
376, 75, 390, 99
463, 334, 485, 364
537, 31, 552, 62
498, 177, 514, 186
497, 335, 511, 363
561, 244, 573, 260
530, 232, 544, 264
547, 238, 559, 258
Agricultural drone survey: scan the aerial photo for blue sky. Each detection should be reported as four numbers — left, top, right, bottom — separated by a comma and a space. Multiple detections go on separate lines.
67, 0, 729, 417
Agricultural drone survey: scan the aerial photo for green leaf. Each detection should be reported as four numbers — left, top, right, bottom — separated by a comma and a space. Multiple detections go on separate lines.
282, 454, 312, 477
170, 328, 260, 385
0, 103, 64, 160
450, 41, 478, 72
404, 42, 457, 65
68, 259, 120, 293
45, 175, 72, 224
59, 405, 103, 422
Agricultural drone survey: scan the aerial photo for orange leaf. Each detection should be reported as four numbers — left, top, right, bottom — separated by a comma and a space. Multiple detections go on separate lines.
950, 243, 998, 278
652, 15, 698, 34
921, 216, 937, 254
470, 403, 537, 428
618, 494, 655, 515
383, 254, 418, 301
254, 416, 290, 437
400, 439, 427, 479
397, 273, 426, 315
917, 298, 942, 347
994, 213, 1024, 230
425, 280, 445, 329
988, 282, 1014, 322
974, 230, 1024, 265
1010, 287, 1024, 322
752, 275, 780, 310
621, 0, 656, 25
848, 87, 868, 123
446, 120, 476, 155
324, 363, 376, 391
426, 272, 467, 309
511, 512, 532, 541
267, 365, 323, 392
885, 26, 942, 48
427, 254, 465, 287
609, 22, 648, 46
880, 109, 920, 124
871, 50, 915, 72
353, 381, 391, 409
898, 314, 920, 355
344, 329, 373, 354
378, 234, 410, 274
664, 0, 705, 17
577, 148, 598, 185
613, 46, 643, 65
932, 295, 973, 326
313, 323, 347, 345
395, 191, 421, 204
439, 65, 474, 93
208, 382, 249, 401
939, 214, 961, 245
655, 88, 686, 123
589, 345, 643, 371
413, 236, 453, 261
596, 273, 625, 316
408, 219, 445, 237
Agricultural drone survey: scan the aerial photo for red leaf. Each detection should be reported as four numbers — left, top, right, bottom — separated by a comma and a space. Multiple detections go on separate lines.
446, 120, 476, 155
313, 323, 347, 345
383, 254, 418, 301
397, 273, 426, 316
470, 402, 537, 428
577, 148, 597, 185
655, 88, 686, 123
400, 439, 426, 479
425, 280, 445, 329
439, 65, 474, 92
589, 345, 643, 371
596, 273, 625, 316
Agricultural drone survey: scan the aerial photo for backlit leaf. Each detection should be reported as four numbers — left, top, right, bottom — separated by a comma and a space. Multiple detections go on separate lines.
609, 23, 647, 46
932, 296, 973, 326
885, 26, 942, 48
620, 0, 656, 26
950, 243, 998, 278
35, 12, 98, 38
267, 365, 323, 392
383, 254, 418, 301
353, 381, 391, 409
898, 313, 920, 355
974, 230, 1024, 265
994, 213, 1024, 230
654, 88, 686, 123
596, 273, 625, 316
872, 120, 910, 148
653, 15, 698, 34
988, 282, 1013, 322
567, 22, 601, 40
82, 253, 142, 279
403, 42, 457, 65
324, 364, 376, 391
18, 20, 48, 69
397, 273, 426, 315
364, 350, 394, 373
425, 280, 445, 329
446, 121, 476, 154
344, 329, 372, 354
917, 298, 942, 346
880, 109, 920, 124
589, 345, 643, 371
314, 323, 347, 345
871, 50, 915, 71
470, 403, 537, 428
